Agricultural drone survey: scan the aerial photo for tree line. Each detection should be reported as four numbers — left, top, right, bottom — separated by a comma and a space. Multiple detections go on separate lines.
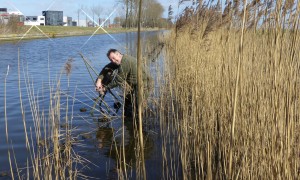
76, 0, 173, 28
114, 0, 173, 28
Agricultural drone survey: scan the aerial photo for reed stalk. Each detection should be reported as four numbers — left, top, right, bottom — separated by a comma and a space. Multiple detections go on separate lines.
137, 0, 146, 179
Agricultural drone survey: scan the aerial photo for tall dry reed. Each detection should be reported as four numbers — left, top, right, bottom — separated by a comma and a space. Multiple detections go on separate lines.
3, 50, 83, 179
157, 0, 300, 179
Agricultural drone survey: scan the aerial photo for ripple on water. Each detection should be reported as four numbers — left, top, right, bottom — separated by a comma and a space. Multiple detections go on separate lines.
0, 31, 165, 178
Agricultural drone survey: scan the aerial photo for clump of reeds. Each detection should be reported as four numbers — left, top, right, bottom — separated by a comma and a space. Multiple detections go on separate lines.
3, 50, 84, 179
156, 0, 300, 179
65, 57, 74, 76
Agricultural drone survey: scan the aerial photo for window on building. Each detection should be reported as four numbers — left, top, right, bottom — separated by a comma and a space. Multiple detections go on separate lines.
33, 17, 37, 21
40, 18, 44, 20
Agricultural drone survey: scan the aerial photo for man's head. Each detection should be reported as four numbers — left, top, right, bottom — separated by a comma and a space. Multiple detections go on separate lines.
107, 49, 122, 65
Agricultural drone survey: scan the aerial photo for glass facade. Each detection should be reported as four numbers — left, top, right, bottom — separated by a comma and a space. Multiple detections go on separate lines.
0, 8, 7, 14
42, 11, 63, 26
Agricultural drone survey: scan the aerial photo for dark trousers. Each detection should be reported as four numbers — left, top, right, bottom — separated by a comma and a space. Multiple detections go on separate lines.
124, 81, 153, 117
124, 86, 137, 117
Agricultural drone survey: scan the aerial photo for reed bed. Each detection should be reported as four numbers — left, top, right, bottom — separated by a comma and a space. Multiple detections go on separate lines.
3, 51, 86, 179
157, 1, 300, 179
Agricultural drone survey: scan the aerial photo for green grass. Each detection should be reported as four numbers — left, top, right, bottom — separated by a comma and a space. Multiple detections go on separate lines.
0, 25, 161, 40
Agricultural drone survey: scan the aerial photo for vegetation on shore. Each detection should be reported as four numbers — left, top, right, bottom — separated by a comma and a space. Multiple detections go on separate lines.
158, 0, 300, 179
0, 25, 161, 41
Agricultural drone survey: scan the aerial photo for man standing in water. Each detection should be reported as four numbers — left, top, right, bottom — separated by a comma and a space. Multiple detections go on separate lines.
95, 49, 152, 117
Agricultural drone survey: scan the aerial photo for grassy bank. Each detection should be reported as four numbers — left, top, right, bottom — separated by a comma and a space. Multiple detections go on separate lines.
0, 26, 161, 41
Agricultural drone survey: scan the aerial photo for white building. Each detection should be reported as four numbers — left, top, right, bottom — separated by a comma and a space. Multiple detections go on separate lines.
74, 18, 111, 27
8, 11, 23, 16
24, 16, 45, 26
0, 10, 24, 25
99, 18, 110, 27
75, 19, 87, 27
63, 16, 72, 26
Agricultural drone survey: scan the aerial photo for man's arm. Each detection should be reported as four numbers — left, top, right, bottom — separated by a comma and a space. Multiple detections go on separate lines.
106, 71, 124, 89
95, 78, 105, 94
95, 63, 115, 94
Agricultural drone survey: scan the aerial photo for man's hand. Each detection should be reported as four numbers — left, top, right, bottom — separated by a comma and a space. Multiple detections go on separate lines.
95, 78, 106, 94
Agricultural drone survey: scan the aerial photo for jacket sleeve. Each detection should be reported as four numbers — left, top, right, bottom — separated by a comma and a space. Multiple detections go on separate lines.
97, 64, 109, 81
107, 62, 129, 89
95, 73, 104, 85
96, 63, 118, 85
106, 72, 123, 89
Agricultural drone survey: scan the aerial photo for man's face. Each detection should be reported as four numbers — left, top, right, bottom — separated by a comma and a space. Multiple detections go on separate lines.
109, 51, 122, 65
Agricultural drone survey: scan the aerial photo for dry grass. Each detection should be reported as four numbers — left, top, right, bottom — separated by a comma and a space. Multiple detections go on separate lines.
3, 50, 86, 179
157, 1, 300, 179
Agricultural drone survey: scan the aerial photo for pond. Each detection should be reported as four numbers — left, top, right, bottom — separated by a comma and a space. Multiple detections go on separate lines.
0, 30, 166, 179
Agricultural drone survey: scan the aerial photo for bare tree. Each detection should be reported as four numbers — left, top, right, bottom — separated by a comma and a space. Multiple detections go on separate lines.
116, 0, 130, 28
90, 6, 95, 27
117, 0, 164, 28
79, 5, 89, 27
90, 4, 103, 26
76, 4, 86, 27
76, 8, 81, 26
93, 5, 103, 26
142, 0, 164, 27
125, 0, 129, 28
102, 9, 113, 27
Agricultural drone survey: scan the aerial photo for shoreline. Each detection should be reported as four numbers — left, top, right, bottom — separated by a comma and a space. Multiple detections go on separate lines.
0, 27, 163, 42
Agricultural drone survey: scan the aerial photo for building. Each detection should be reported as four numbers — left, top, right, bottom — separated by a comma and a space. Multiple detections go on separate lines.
24, 16, 45, 26
42, 10, 63, 26
72, 21, 77, 26
87, 20, 94, 27
7, 11, 23, 16
63, 16, 72, 26
0, 9, 24, 25
75, 19, 109, 27
0, 8, 8, 24
74, 18, 111, 27
0, 8, 7, 14
75, 19, 88, 27
99, 18, 110, 27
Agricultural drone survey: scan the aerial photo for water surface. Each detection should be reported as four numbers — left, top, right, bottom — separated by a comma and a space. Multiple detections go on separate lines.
0, 31, 164, 179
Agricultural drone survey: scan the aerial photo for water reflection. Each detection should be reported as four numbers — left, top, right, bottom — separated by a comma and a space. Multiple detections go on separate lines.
96, 120, 154, 172
96, 126, 114, 149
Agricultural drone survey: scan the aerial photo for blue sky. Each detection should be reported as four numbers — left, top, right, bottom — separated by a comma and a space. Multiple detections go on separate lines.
0, 0, 190, 20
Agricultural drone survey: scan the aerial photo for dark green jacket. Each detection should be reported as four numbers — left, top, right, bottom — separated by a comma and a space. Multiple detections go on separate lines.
104, 54, 152, 90
97, 62, 119, 85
